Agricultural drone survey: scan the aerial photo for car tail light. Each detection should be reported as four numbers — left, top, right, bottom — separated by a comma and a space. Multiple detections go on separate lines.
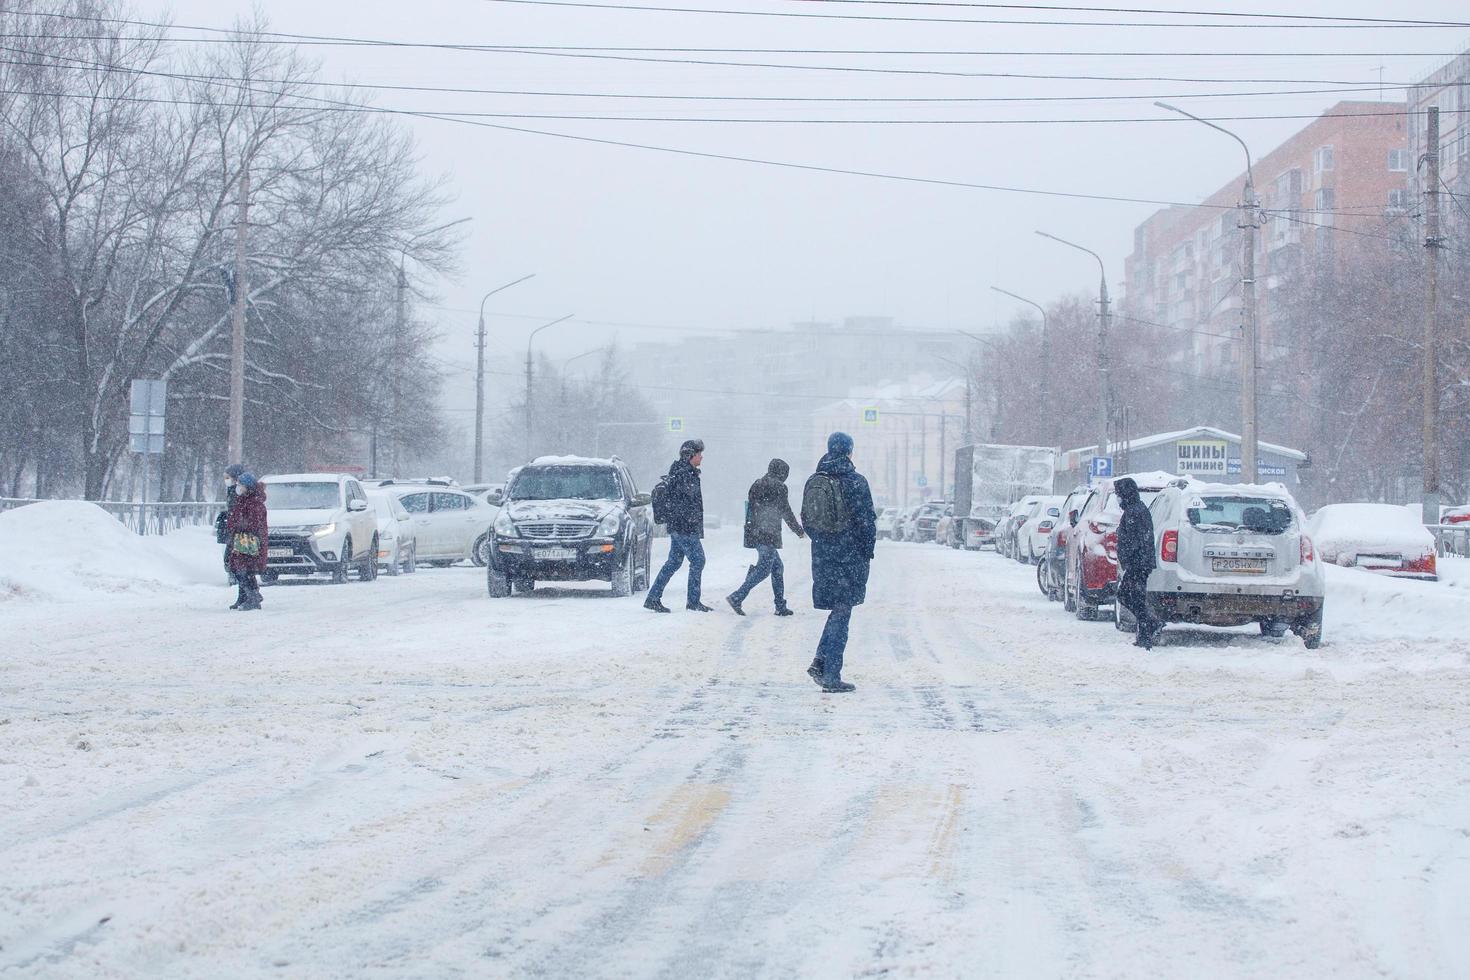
1103, 530, 1118, 559
1089, 519, 1112, 535
1299, 534, 1314, 563
1404, 552, 1438, 577
1160, 529, 1178, 563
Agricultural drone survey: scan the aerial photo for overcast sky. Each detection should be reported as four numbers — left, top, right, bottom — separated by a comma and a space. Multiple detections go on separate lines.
163, 0, 1469, 379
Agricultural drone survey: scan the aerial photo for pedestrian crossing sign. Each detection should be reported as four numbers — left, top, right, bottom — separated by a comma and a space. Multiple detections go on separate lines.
669, 417, 684, 432
862, 408, 880, 424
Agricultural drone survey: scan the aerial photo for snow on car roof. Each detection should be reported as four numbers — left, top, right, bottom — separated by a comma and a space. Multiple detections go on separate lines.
1167, 478, 1296, 499
261, 472, 348, 483
526, 455, 618, 467
1309, 503, 1434, 550
1110, 470, 1178, 490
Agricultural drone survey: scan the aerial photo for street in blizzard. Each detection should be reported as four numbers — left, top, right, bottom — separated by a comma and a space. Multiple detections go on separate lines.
3, 1, 1470, 978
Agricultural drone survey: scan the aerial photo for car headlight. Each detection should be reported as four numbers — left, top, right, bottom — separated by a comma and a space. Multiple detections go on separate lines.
494, 510, 517, 536
596, 511, 621, 536
312, 522, 337, 538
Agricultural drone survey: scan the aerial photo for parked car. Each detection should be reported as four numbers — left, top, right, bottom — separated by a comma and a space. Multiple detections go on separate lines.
367, 489, 417, 575
876, 507, 900, 541
1039, 487, 1089, 601
910, 500, 950, 543
487, 455, 653, 597
1125, 479, 1324, 647
1018, 494, 1067, 564
935, 509, 960, 548
1308, 503, 1438, 581
1062, 472, 1174, 620
894, 504, 923, 542
380, 485, 497, 567
998, 496, 1043, 561
260, 473, 380, 584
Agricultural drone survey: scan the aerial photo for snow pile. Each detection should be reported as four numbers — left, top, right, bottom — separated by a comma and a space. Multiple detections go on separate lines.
1309, 503, 1434, 559
0, 501, 222, 602
1323, 556, 1467, 649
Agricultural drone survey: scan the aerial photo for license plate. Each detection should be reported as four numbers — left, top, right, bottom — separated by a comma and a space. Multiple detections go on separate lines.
268, 547, 292, 558
1212, 557, 1267, 573
536, 548, 576, 560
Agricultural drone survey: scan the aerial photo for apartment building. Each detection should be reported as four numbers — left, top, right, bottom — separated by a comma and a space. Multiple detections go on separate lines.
1408, 47, 1470, 196
1123, 102, 1408, 372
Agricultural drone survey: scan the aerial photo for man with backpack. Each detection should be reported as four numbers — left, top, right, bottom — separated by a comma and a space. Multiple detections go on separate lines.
801, 432, 877, 693
726, 458, 805, 617
645, 439, 711, 613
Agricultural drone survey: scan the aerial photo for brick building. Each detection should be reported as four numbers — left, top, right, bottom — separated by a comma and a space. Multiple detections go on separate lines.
1408, 47, 1470, 197
1123, 101, 1408, 371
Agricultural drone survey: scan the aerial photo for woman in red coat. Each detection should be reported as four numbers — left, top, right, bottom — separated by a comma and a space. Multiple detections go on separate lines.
225, 473, 269, 610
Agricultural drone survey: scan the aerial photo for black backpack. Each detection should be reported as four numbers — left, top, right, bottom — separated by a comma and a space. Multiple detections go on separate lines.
650, 475, 671, 524
801, 473, 850, 535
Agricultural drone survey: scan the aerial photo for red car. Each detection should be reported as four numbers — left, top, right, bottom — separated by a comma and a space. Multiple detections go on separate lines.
1062, 472, 1174, 620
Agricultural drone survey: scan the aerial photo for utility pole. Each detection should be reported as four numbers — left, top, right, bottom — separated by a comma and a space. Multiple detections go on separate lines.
524, 314, 575, 460
939, 412, 948, 499
474, 310, 487, 482
1423, 106, 1442, 524
227, 168, 249, 465
1240, 171, 1261, 484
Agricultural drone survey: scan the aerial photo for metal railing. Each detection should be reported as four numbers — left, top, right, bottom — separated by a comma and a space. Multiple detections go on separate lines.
1430, 523, 1469, 559
0, 497, 223, 535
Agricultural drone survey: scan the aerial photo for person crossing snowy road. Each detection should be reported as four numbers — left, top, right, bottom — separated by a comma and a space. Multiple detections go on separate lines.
645, 439, 710, 613
225, 473, 269, 612
726, 458, 805, 617
802, 432, 876, 694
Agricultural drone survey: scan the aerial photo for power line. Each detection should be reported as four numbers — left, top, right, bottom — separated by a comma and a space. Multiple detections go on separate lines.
488, 0, 1470, 30
785, 1, 1470, 28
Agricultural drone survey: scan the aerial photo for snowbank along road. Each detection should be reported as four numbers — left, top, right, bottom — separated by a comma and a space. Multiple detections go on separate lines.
2, 521, 1469, 978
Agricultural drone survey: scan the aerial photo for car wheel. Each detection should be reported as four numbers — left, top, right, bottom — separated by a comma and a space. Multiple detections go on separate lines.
332, 538, 353, 584
471, 533, 489, 567
1073, 565, 1097, 620
1259, 620, 1288, 638
404, 542, 417, 574
637, 537, 652, 592
1114, 597, 1137, 632
611, 545, 634, 597
487, 562, 511, 598
1036, 558, 1049, 597
513, 576, 535, 595
357, 536, 379, 581
1292, 605, 1323, 648
386, 542, 401, 576
1062, 560, 1077, 612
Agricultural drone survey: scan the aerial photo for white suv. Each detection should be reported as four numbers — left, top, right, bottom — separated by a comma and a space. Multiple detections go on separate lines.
1129, 479, 1324, 648
260, 473, 381, 583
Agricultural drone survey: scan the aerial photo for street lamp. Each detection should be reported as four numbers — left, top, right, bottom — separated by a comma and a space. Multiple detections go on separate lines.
1035, 230, 1111, 464
525, 314, 575, 458
1156, 100, 1261, 483
475, 273, 536, 482
387, 216, 472, 475
990, 285, 1051, 441
957, 329, 1005, 441
560, 345, 609, 445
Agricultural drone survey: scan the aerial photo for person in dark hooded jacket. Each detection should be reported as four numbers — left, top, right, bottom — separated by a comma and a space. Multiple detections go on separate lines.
216, 463, 246, 585
1113, 476, 1160, 648
725, 458, 805, 616
225, 473, 269, 611
804, 432, 877, 693
646, 439, 710, 613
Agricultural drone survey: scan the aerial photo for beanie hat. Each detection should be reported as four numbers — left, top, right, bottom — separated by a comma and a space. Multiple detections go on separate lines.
679, 439, 705, 460
827, 431, 854, 457
225, 463, 246, 479
237, 472, 259, 490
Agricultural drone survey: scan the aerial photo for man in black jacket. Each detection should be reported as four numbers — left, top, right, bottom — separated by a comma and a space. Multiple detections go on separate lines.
1114, 476, 1161, 648
726, 458, 805, 616
645, 439, 711, 613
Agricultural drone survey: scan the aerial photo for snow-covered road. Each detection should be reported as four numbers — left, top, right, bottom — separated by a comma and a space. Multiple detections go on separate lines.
3, 528, 1469, 978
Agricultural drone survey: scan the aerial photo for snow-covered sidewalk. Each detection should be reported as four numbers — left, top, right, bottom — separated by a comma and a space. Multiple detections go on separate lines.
2, 510, 1468, 978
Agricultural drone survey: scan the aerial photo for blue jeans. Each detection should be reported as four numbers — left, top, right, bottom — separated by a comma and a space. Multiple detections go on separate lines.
814, 604, 853, 685
649, 533, 705, 606
730, 545, 786, 608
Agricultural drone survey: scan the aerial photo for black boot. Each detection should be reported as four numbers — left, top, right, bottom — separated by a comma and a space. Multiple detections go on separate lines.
821, 681, 856, 694
774, 605, 794, 617
687, 601, 713, 612
806, 660, 824, 685
725, 594, 745, 616
644, 597, 671, 613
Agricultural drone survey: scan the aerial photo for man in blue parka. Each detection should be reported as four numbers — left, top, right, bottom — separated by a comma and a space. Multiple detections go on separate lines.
802, 432, 877, 693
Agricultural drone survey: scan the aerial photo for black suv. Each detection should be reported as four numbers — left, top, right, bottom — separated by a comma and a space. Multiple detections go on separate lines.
486, 456, 653, 597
